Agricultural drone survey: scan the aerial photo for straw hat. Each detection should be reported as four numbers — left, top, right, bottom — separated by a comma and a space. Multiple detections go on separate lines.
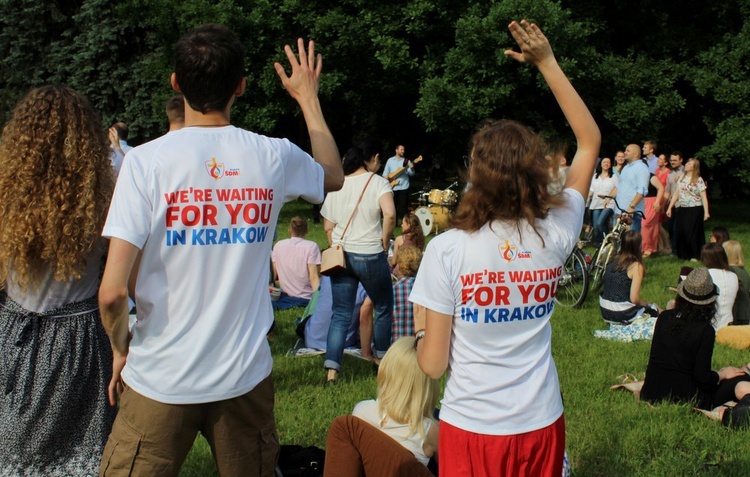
677, 268, 718, 305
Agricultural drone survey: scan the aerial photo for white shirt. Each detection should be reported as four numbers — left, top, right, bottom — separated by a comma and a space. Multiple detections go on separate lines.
103, 125, 324, 404
708, 268, 739, 330
410, 189, 584, 435
589, 174, 618, 210
353, 399, 433, 466
321, 172, 392, 254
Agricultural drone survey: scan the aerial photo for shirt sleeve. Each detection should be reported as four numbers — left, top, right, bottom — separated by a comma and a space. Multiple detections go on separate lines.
636, 164, 650, 195
410, 237, 456, 316
308, 243, 322, 265
693, 325, 720, 394
382, 160, 393, 178
280, 139, 325, 204
102, 150, 152, 248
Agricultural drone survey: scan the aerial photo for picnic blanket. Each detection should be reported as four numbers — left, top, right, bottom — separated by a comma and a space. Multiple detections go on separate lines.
593, 315, 657, 342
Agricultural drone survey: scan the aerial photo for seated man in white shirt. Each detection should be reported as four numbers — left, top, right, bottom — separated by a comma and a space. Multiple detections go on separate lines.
272, 216, 321, 310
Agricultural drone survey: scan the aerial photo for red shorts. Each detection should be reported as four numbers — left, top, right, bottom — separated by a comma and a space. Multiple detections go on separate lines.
438, 414, 565, 477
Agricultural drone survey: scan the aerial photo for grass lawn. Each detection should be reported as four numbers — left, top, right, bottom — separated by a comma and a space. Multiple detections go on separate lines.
179, 198, 750, 477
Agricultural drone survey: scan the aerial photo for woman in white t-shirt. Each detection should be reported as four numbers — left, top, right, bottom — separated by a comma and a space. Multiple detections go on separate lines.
410, 20, 600, 477
702, 242, 739, 330
321, 142, 396, 383
588, 157, 618, 245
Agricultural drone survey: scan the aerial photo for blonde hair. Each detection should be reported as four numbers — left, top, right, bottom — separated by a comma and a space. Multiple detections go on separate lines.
377, 336, 439, 439
396, 245, 422, 277
0, 85, 115, 289
723, 240, 745, 267
683, 158, 701, 185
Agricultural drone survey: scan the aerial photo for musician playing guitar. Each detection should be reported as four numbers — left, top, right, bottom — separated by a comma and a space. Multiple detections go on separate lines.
383, 144, 420, 221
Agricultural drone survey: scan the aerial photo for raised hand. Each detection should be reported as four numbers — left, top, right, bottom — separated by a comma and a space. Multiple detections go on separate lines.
274, 38, 322, 104
504, 20, 554, 67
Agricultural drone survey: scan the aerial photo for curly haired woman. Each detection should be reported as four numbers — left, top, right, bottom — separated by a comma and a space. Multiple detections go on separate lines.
0, 85, 116, 475
411, 20, 600, 476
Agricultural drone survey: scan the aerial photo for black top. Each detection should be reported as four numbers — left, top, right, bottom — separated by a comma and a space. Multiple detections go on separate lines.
599, 261, 639, 323
646, 173, 658, 198
640, 309, 720, 408
730, 266, 750, 325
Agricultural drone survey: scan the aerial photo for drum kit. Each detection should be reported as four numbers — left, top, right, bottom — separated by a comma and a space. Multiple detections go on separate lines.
413, 181, 459, 236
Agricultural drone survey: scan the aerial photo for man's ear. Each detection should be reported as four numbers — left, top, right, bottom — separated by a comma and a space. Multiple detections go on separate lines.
234, 77, 246, 97
171, 73, 182, 93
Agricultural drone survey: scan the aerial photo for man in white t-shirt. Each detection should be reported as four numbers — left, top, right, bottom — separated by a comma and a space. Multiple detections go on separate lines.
98, 24, 343, 476
271, 216, 321, 310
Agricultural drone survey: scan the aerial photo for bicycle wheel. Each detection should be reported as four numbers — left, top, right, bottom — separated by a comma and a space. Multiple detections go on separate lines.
555, 248, 589, 308
589, 242, 614, 292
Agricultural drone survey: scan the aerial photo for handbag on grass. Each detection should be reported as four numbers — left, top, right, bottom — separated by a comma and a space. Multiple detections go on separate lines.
320, 173, 375, 276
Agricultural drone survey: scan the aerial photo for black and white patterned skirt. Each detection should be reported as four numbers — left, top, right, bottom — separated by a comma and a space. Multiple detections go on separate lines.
0, 293, 116, 476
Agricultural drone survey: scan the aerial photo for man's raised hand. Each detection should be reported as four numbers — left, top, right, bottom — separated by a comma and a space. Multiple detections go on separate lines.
275, 38, 322, 104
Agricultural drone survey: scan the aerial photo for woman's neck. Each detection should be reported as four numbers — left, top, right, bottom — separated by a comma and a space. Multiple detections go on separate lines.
348, 167, 369, 177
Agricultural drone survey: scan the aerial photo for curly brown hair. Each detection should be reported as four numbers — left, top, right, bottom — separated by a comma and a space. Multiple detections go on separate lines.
451, 119, 564, 243
0, 85, 115, 289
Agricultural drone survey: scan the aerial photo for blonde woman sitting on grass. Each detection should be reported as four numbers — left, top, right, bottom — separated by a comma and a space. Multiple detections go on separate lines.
324, 336, 438, 477
353, 336, 439, 465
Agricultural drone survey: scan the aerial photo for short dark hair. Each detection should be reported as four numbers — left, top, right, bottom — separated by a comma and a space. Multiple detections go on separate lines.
174, 24, 245, 113
165, 95, 185, 124
113, 122, 128, 140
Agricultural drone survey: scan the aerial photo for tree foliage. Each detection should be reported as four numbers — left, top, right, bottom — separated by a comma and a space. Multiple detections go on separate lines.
1, 0, 750, 193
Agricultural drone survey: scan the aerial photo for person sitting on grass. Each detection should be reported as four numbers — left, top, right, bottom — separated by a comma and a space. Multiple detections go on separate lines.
599, 230, 660, 325
699, 380, 750, 429
640, 268, 750, 409
709, 226, 730, 245
702, 242, 739, 330
324, 337, 439, 476
391, 213, 425, 276
723, 240, 750, 326
391, 245, 423, 342
272, 216, 321, 310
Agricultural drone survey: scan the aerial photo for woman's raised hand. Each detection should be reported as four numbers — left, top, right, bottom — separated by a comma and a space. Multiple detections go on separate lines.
504, 20, 554, 67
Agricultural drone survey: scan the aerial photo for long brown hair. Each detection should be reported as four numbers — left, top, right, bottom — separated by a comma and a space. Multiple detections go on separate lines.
402, 213, 425, 251
613, 230, 643, 272
0, 85, 115, 289
451, 119, 564, 243
701, 242, 731, 271
682, 158, 702, 185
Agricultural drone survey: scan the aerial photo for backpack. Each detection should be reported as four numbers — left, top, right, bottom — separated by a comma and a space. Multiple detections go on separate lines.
276, 445, 325, 477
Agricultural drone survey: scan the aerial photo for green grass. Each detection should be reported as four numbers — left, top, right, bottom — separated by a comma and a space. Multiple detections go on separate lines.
179, 199, 750, 476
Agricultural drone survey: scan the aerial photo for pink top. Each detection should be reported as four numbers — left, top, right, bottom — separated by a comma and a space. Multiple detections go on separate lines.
272, 237, 321, 299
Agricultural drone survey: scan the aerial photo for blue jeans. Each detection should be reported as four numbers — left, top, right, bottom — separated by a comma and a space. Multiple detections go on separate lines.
630, 212, 642, 232
272, 292, 309, 310
325, 251, 393, 371
592, 208, 614, 244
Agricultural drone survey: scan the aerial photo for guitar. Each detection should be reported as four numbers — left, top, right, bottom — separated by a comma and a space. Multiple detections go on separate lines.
388, 155, 422, 188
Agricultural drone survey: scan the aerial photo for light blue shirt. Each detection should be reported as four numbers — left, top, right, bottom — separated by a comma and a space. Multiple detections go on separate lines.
382, 156, 414, 191
615, 160, 649, 214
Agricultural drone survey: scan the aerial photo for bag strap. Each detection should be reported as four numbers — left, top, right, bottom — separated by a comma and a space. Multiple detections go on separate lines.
339, 173, 375, 243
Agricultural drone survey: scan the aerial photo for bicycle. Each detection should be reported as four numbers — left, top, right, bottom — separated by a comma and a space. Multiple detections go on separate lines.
555, 246, 590, 308
588, 197, 645, 291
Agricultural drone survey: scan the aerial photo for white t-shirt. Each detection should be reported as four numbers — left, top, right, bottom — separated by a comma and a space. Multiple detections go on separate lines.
708, 268, 739, 330
103, 125, 324, 404
320, 172, 392, 254
410, 189, 584, 435
352, 399, 433, 466
589, 175, 618, 210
